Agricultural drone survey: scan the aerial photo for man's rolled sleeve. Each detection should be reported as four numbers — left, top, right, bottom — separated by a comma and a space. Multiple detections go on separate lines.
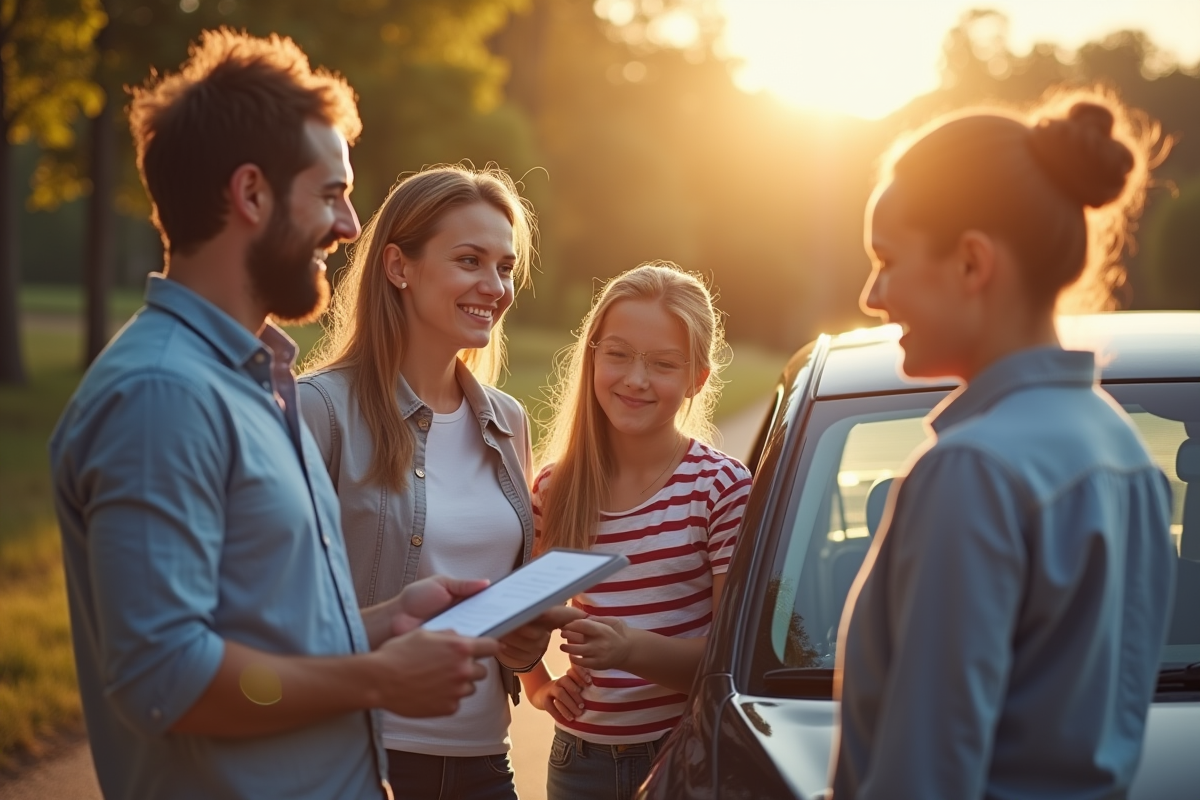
76, 375, 230, 734
858, 448, 1028, 800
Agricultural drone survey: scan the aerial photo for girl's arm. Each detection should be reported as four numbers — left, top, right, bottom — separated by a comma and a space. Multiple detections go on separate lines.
560, 574, 727, 695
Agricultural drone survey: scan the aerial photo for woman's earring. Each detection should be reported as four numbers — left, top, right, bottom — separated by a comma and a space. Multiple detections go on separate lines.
399, 282, 408, 289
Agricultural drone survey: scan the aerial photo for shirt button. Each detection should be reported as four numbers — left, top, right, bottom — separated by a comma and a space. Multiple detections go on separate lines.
415, 468, 425, 479
253, 352, 266, 364
261, 381, 271, 390
322, 535, 331, 547
150, 708, 162, 722
417, 418, 430, 431
411, 535, 423, 547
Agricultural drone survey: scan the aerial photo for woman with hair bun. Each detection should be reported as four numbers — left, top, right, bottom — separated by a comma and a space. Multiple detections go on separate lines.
830, 95, 1177, 799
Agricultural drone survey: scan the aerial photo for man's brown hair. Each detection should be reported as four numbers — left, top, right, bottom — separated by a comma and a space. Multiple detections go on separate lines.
129, 28, 362, 255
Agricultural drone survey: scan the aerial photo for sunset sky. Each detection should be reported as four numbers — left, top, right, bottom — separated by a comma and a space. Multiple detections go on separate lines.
715, 0, 1200, 119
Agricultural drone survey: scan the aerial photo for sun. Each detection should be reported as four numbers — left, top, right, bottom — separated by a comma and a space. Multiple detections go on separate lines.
716, 0, 957, 120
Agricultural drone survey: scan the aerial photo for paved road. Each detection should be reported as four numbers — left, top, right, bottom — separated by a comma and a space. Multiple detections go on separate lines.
0, 400, 770, 800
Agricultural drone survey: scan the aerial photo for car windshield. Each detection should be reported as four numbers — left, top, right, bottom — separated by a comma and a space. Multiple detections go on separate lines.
749, 381, 1200, 697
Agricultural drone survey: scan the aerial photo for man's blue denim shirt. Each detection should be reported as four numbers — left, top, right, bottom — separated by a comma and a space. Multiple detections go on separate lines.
50, 276, 388, 799
833, 346, 1176, 800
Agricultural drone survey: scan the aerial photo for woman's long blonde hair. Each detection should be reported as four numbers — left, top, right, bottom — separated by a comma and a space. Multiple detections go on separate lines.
303, 164, 536, 493
536, 262, 728, 553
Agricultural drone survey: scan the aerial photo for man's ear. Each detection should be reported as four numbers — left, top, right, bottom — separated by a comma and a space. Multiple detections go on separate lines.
227, 164, 273, 229
956, 230, 997, 297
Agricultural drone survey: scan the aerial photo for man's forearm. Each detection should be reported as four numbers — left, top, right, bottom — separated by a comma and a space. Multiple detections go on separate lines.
170, 639, 382, 738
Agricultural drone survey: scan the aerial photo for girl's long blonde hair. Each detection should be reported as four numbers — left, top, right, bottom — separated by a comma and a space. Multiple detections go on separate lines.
536, 262, 728, 553
303, 164, 536, 493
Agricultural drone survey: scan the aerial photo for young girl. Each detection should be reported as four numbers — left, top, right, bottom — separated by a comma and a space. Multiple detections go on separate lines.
832, 95, 1176, 798
521, 262, 753, 799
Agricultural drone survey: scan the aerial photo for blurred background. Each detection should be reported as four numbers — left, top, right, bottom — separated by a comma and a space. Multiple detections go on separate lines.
2, 0, 1200, 776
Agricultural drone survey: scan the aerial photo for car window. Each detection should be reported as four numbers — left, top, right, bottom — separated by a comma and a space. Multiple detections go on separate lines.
749, 382, 1200, 696
1107, 383, 1200, 669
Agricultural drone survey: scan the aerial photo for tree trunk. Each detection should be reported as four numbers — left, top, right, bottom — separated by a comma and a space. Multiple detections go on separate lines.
0, 109, 28, 385
84, 22, 114, 366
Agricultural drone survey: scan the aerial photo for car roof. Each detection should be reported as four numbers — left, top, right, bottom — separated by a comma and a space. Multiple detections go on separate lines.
815, 312, 1200, 399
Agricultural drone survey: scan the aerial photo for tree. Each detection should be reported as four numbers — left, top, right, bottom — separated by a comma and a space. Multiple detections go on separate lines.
1143, 176, 1200, 309
73, 0, 532, 365
1, 0, 105, 384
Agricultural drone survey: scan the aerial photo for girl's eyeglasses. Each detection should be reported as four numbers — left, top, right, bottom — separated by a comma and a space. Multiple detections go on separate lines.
590, 338, 690, 377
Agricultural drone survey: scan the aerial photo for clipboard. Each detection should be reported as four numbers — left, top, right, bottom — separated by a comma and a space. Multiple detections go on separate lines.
419, 548, 630, 639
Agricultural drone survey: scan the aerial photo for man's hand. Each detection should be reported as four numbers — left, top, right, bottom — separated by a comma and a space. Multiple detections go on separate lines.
497, 605, 586, 670
389, 575, 491, 637
560, 616, 633, 671
370, 628, 499, 718
530, 664, 591, 724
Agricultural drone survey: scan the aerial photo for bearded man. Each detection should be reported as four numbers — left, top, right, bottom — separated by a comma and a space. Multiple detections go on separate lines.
49, 29, 505, 800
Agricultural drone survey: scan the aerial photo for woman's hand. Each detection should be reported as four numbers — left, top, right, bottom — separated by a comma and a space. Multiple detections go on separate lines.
388, 575, 491, 637
497, 605, 587, 671
560, 616, 634, 671
530, 664, 591, 724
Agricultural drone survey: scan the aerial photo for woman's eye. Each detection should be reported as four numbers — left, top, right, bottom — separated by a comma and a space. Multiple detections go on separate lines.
460, 256, 479, 266
499, 263, 515, 276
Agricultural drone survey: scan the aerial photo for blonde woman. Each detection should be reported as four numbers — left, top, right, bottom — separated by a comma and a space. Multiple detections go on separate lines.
298, 165, 581, 800
522, 262, 753, 800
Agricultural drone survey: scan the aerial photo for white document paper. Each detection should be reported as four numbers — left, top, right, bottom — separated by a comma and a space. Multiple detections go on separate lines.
421, 549, 625, 638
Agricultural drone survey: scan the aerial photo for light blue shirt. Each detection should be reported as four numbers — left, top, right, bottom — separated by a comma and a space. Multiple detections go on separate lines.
50, 276, 388, 800
833, 347, 1176, 800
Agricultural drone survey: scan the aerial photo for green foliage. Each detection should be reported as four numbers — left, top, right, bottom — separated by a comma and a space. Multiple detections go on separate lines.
1, 0, 107, 208
1143, 175, 1200, 309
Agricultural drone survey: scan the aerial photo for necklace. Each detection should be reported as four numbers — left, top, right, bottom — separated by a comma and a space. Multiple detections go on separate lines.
641, 435, 685, 495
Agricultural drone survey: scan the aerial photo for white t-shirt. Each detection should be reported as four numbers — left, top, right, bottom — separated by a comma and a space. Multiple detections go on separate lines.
380, 399, 524, 756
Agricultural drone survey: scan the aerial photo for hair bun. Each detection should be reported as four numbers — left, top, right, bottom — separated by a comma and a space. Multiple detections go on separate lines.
1027, 102, 1135, 208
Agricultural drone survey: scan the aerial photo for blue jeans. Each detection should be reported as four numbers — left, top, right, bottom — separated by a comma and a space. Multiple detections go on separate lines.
546, 729, 670, 800
386, 749, 516, 800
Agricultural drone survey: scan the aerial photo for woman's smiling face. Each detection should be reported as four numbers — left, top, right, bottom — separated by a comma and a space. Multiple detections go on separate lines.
591, 298, 698, 439
861, 183, 976, 380
387, 201, 517, 354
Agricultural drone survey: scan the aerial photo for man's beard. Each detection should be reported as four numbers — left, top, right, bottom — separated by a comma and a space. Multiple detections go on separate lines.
246, 204, 334, 326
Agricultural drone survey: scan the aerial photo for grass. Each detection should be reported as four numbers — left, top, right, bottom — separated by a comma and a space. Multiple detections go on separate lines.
0, 327, 91, 771
19, 284, 144, 323
1, 284, 786, 768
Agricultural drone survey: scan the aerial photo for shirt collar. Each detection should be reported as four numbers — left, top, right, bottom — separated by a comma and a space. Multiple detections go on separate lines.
929, 345, 1098, 434
392, 358, 514, 438
144, 273, 297, 371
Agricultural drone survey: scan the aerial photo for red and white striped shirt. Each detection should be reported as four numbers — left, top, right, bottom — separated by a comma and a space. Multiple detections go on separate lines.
532, 440, 752, 744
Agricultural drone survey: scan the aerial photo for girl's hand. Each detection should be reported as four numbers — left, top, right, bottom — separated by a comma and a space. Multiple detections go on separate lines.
560, 616, 634, 671
530, 665, 591, 724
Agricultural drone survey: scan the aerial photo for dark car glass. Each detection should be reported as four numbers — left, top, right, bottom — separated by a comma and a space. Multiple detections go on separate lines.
748, 382, 1200, 698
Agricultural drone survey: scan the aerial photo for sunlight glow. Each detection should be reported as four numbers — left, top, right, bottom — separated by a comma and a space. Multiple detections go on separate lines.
716, 0, 1200, 120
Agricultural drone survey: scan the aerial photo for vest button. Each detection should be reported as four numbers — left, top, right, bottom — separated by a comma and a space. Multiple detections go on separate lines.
417, 418, 430, 430
411, 535, 423, 547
